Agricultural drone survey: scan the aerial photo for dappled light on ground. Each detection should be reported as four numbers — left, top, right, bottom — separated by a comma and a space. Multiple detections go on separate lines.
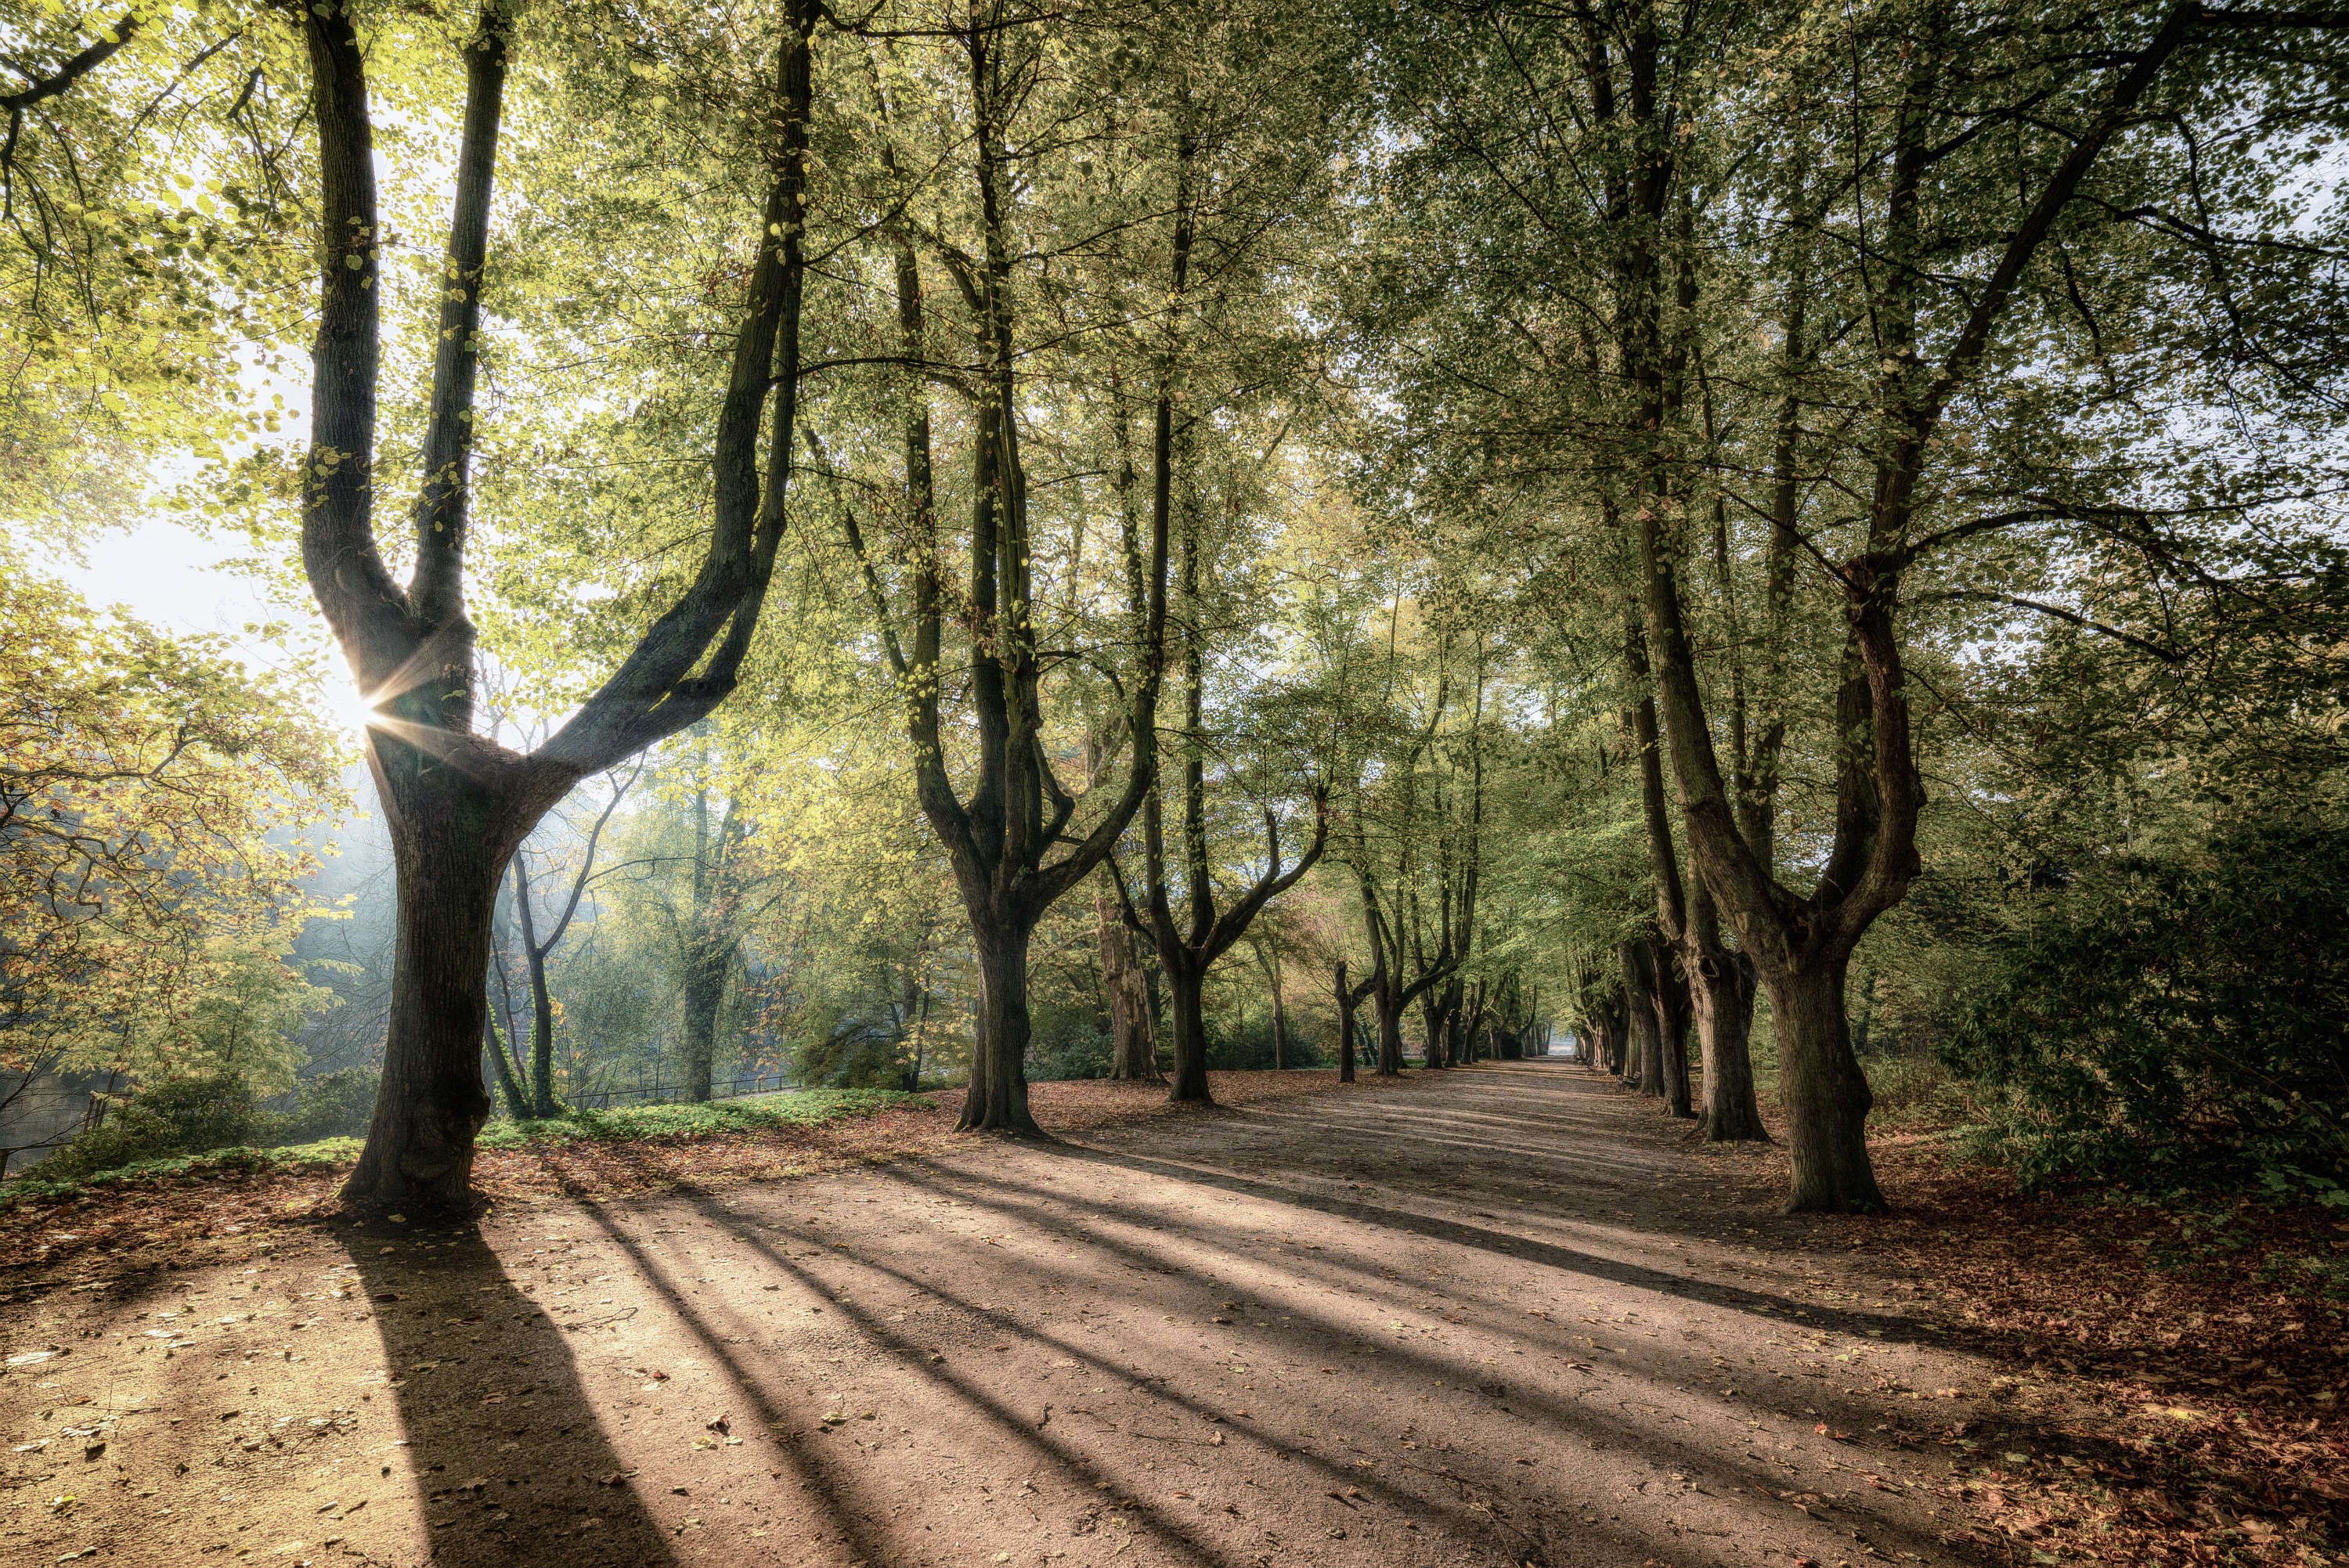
2, 1066, 2340, 1566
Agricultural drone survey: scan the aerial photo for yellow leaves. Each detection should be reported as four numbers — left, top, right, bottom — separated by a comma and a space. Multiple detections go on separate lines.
0, 573, 350, 1079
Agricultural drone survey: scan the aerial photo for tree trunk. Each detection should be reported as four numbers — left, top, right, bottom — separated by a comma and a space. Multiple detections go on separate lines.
1763, 956, 1881, 1211
956, 925, 1043, 1136
1619, 943, 1660, 1093
345, 789, 512, 1211
1692, 946, 1769, 1141
1098, 873, 1160, 1080
1335, 961, 1358, 1084
1653, 952, 1694, 1119
1419, 979, 1451, 1069
485, 1013, 529, 1121
679, 939, 728, 1105
1375, 991, 1405, 1076
524, 941, 557, 1118
1166, 956, 1211, 1104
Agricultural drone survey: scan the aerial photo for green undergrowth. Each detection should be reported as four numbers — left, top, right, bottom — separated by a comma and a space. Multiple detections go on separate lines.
0, 1137, 363, 1209
477, 1087, 918, 1148
2, 1090, 920, 1210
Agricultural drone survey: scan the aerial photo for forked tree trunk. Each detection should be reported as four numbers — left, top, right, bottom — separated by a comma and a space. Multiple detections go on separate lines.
1763, 956, 1880, 1209
308, 0, 810, 1214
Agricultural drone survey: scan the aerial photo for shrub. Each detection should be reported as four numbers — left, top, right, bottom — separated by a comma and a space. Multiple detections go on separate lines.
1940, 816, 2349, 1195
38, 1069, 272, 1181
286, 1068, 379, 1141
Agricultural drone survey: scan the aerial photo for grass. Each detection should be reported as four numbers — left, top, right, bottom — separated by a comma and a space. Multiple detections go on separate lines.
1, 1090, 918, 1209
475, 1087, 918, 1148
0, 1137, 364, 1209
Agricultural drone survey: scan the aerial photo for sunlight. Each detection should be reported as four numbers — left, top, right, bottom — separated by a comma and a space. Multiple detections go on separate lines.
323, 682, 388, 739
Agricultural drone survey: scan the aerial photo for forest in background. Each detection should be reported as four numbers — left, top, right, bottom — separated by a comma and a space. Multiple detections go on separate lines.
2, 0, 2344, 1212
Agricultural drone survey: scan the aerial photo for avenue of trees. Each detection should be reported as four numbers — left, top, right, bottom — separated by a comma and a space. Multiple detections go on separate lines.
4, 0, 2344, 1212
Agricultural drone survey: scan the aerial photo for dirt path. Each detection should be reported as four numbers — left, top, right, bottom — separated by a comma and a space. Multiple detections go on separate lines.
4, 1065, 2048, 1566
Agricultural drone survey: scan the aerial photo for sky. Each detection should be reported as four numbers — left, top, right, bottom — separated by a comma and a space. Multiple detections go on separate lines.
57, 512, 274, 639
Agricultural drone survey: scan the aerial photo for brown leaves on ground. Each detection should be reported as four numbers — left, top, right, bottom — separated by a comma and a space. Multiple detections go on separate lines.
0, 1069, 1412, 1302
1857, 1134, 2349, 1567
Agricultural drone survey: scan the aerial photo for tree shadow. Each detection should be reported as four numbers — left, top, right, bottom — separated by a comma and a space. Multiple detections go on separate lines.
345, 1217, 677, 1566
666, 1150, 1982, 1568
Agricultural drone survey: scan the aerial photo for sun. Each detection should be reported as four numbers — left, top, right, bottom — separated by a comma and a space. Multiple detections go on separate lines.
322, 681, 388, 740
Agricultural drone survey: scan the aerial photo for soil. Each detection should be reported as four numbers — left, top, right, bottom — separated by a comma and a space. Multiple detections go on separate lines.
0, 1063, 2340, 1567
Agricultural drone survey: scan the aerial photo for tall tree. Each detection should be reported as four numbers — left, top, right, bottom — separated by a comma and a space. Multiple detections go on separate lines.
503, 767, 636, 1117
305, 0, 820, 1209
834, 13, 1172, 1135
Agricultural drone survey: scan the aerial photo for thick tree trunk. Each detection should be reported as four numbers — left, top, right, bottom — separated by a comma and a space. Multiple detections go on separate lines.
1097, 874, 1160, 1080
1375, 992, 1405, 1076
956, 925, 1044, 1135
345, 787, 513, 1212
1654, 956, 1694, 1119
1763, 956, 1882, 1211
679, 940, 727, 1104
1691, 947, 1768, 1141
1167, 958, 1211, 1104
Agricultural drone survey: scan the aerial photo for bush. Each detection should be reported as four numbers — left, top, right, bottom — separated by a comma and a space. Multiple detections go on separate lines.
478, 1088, 912, 1147
39, 1069, 271, 1181
1940, 816, 2349, 1195
1861, 1051, 1978, 1133
286, 1068, 378, 1141
1024, 993, 1116, 1081
1204, 1010, 1325, 1072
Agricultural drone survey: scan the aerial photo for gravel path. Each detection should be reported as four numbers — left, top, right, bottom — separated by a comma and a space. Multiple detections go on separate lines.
2, 1063, 2012, 1567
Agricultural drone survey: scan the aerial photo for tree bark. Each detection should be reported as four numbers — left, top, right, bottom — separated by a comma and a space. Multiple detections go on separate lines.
1374, 989, 1406, 1076
525, 938, 556, 1118
1653, 949, 1694, 1119
1334, 960, 1361, 1083
1690, 874, 1769, 1140
485, 1011, 528, 1121
959, 925, 1040, 1135
1617, 942, 1656, 1090
345, 775, 524, 1210
1164, 953, 1209, 1102
1766, 957, 1879, 1210
1097, 870, 1160, 1080
678, 943, 728, 1105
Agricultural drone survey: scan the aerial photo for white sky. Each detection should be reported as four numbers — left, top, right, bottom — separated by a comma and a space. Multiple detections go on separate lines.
56, 513, 276, 637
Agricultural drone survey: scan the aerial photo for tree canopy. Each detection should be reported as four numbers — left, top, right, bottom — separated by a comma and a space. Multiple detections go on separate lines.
7, 0, 2346, 1212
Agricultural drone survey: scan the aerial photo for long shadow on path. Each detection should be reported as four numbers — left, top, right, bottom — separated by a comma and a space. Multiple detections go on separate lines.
347, 1218, 676, 1567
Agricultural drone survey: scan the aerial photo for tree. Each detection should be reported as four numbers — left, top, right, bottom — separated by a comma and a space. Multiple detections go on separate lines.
295, 0, 821, 1209
0, 573, 342, 1096
500, 766, 637, 1117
